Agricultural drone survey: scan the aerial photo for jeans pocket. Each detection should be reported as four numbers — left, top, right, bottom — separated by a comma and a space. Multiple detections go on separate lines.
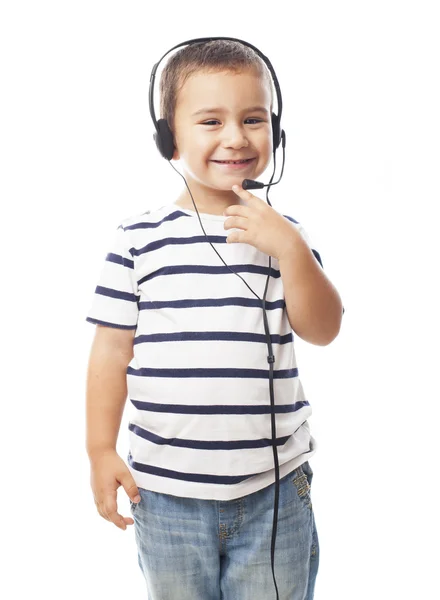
129, 492, 142, 515
292, 461, 313, 509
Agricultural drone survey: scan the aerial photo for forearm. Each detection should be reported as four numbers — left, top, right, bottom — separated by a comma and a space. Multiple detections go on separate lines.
85, 344, 130, 461
278, 229, 343, 346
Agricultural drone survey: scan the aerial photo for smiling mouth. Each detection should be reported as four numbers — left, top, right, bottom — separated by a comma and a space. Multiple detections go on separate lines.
212, 158, 255, 164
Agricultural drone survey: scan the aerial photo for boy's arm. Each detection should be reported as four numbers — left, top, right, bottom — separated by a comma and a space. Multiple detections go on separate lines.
86, 325, 135, 461
278, 229, 343, 346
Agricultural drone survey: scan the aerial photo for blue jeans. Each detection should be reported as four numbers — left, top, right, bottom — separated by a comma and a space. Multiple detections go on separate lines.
129, 461, 319, 600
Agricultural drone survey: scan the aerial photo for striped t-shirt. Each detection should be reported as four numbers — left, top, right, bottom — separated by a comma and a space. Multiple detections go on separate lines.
86, 201, 327, 501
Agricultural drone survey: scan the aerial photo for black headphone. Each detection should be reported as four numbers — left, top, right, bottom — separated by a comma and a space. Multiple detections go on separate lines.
148, 35, 286, 190
148, 37, 286, 600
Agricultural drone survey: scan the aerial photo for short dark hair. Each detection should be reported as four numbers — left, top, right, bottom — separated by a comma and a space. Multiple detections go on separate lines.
159, 39, 274, 134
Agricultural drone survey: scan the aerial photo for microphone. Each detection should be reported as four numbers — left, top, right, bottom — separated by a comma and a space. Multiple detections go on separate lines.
242, 179, 266, 190
241, 130, 286, 190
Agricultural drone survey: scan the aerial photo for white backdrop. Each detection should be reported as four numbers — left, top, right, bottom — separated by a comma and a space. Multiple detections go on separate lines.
1, 1, 439, 599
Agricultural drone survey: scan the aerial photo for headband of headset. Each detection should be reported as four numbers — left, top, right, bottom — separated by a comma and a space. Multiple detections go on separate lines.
148, 36, 284, 161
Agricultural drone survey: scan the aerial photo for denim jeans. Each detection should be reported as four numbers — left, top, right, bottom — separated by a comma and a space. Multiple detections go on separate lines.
129, 461, 319, 600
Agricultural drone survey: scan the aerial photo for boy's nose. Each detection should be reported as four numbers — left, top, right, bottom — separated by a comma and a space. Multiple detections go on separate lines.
221, 124, 249, 149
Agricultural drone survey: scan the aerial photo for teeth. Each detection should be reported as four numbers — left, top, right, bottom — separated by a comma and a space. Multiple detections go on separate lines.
218, 159, 249, 164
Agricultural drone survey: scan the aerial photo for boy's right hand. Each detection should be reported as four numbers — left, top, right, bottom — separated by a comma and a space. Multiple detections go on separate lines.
89, 449, 141, 530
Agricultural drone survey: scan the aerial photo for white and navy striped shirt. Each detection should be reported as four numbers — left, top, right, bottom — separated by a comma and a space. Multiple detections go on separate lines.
86, 202, 327, 500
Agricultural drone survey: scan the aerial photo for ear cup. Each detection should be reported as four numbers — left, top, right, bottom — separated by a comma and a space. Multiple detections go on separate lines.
154, 118, 175, 160
271, 112, 281, 149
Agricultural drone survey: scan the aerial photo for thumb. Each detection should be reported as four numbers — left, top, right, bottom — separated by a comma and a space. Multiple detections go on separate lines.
125, 478, 141, 503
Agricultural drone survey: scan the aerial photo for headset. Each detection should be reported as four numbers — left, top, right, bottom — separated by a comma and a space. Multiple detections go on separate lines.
149, 36, 288, 600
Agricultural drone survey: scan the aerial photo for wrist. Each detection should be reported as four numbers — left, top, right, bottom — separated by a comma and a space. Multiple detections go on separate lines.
87, 447, 117, 463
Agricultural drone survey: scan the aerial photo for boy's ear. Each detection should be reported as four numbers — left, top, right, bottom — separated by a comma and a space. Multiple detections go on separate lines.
172, 145, 180, 161
170, 127, 179, 160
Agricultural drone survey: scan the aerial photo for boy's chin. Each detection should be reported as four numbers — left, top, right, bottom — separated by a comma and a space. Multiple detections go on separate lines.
213, 178, 248, 190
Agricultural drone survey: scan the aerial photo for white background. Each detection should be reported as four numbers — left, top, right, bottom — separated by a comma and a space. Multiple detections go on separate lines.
1, 1, 439, 598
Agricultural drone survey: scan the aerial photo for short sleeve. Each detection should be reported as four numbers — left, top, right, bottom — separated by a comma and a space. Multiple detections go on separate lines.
85, 223, 139, 329
295, 222, 324, 270
282, 214, 324, 269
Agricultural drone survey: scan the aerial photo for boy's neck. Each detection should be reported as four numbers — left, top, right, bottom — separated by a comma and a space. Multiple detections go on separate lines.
174, 191, 244, 216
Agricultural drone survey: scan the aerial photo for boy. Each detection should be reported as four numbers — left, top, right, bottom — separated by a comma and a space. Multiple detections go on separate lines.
86, 39, 343, 600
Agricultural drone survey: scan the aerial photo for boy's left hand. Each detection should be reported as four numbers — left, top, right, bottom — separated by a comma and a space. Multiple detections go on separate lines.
223, 184, 297, 261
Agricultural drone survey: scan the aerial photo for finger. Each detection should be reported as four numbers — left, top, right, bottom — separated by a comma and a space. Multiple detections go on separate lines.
226, 230, 243, 244
96, 500, 134, 528
100, 490, 116, 520
232, 184, 254, 200
224, 202, 250, 217
103, 493, 127, 530
224, 216, 247, 230
95, 497, 110, 520
106, 505, 128, 530
121, 474, 141, 504
231, 184, 261, 211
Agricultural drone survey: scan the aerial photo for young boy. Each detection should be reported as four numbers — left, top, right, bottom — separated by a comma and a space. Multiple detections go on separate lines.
85, 39, 343, 600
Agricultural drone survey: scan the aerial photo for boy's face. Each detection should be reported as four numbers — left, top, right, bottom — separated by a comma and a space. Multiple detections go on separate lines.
172, 68, 273, 206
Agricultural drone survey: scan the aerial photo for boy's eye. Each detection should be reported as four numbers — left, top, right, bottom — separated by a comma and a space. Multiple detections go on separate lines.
201, 119, 263, 126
